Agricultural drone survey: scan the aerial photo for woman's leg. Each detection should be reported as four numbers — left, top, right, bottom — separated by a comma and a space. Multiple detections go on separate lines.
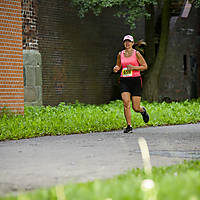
132, 96, 149, 123
131, 96, 144, 113
121, 92, 131, 125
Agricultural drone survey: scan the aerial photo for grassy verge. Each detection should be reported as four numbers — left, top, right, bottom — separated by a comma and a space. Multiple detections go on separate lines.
0, 99, 200, 141
1, 160, 200, 200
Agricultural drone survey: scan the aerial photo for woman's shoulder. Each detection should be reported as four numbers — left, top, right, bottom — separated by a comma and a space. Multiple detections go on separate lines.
133, 49, 138, 53
118, 50, 124, 56
135, 50, 142, 56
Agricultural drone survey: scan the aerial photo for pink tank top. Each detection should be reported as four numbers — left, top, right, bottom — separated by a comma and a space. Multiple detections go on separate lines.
120, 49, 141, 78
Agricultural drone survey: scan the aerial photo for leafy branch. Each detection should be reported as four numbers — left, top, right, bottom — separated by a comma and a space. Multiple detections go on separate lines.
71, 0, 157, 29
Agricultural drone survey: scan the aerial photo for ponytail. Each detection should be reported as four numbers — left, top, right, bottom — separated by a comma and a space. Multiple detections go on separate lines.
133, 39, 146, 54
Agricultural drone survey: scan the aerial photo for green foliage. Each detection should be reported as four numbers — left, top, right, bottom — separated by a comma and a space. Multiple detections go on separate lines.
0, 99, 200, 141
71, 0, 157, 29
2, 160, 200, 200
193, 0, 200, 7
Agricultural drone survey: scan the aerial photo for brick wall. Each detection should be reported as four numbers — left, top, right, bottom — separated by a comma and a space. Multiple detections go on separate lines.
22, 0, 38, 50
38, 0, 144, 106
0, 0, 24, 114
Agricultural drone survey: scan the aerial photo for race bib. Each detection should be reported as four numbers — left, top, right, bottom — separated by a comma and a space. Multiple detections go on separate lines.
121, 67, 132, 77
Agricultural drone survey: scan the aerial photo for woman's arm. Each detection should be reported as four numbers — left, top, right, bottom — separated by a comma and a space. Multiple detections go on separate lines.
127, 51, 148, 71
113, 52, 121, 73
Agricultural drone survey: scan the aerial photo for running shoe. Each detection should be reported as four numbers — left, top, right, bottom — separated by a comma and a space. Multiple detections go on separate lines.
141, 107, 149, 123
124, 125, 133, 133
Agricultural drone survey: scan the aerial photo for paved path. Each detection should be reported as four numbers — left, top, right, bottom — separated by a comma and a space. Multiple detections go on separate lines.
0, 123, 200, 195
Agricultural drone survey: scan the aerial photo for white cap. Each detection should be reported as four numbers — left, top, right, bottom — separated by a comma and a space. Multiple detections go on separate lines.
123, 35, 134, 42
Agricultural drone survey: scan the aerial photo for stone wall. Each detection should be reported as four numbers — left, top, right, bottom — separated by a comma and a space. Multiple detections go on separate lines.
159, 6, 200, 101
23, 50, 42, 106
38, 0, 144, 106
0, 0, 24, 114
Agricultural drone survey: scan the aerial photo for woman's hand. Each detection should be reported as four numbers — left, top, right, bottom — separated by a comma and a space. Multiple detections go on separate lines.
127, 64, 133, 70
113, 65, 121, 73
127, 64, 140, 71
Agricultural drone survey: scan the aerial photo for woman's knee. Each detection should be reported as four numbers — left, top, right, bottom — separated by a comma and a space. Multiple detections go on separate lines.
122, 93, 131, 110
132, 105, 141, 112
123, 101, 131, 110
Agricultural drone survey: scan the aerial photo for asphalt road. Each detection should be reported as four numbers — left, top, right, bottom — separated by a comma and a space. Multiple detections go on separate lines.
0, 123, 200, 196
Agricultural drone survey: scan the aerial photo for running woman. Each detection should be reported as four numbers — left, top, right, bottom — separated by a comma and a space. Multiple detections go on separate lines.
113, 35, 149, 133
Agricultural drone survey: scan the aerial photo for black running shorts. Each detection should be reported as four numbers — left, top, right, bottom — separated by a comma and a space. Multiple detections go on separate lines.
119, 76, 142, 97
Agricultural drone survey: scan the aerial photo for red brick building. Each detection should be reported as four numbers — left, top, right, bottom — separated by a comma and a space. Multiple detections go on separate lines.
0, 0, 24, 114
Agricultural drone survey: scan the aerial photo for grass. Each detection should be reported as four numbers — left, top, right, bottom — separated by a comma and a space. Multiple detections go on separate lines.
1, 160, 200, 200
0, 99, 200, 141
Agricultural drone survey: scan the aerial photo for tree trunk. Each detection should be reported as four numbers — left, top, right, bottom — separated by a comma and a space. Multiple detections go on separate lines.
143, 0, 171, 102
144, 3, 155, 67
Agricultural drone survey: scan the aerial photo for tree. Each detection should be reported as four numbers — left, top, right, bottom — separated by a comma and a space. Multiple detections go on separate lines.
71, 0, 198, 102
142, 0, 171, 101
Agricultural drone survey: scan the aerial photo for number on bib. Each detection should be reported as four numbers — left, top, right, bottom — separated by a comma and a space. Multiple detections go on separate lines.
121, 68, 132, 77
